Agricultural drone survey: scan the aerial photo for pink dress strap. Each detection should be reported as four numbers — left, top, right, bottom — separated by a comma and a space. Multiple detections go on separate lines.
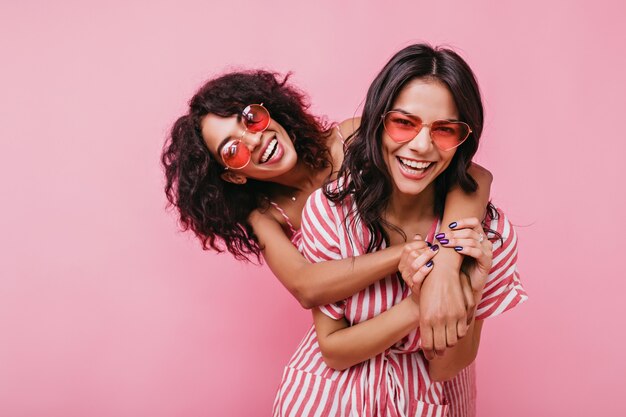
269, 201, 297, 236
335, 125, 345, 144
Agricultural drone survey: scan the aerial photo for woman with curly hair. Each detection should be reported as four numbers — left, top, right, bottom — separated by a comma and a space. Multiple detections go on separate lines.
162, 66, 492, 414
272, 43, 527, 417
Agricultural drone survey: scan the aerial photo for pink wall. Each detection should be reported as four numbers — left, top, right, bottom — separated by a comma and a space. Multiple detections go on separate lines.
1, 1, 624, 416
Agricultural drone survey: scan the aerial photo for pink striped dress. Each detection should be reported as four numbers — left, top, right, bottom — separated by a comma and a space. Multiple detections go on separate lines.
271, 190, 527, 417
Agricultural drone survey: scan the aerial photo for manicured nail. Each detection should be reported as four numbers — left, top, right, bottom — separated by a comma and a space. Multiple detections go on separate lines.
454, 246, 463, 251
449, 222, 457, 229
439, 239, 449, 245
435, 233, 445, 240
430, 244, 439, 251
426, 260, 434, 267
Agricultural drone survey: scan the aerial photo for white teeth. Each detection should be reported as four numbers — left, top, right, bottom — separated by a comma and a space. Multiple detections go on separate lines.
260, 138, 277, 163
398, 157, 432, 170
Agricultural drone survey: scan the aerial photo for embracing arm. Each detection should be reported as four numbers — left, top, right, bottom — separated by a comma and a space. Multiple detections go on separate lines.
250, 211, 403, 309
313, 296, 421, 371
436, 162, 493, 271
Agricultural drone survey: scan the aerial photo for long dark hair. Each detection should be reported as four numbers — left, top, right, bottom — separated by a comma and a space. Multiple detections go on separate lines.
162, 70, 332, 261
327, 44, 493, 251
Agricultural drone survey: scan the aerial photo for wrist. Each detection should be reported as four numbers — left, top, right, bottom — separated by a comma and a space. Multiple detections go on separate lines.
426, 258, 460, 281
407, 295, 421, 320
432, 246, 463, 269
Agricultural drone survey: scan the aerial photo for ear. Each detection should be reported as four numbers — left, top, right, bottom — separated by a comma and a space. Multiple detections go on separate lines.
220, 171, 247, 185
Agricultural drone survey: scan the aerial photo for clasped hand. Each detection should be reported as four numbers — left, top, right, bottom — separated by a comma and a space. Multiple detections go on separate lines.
398, 217, 493, 360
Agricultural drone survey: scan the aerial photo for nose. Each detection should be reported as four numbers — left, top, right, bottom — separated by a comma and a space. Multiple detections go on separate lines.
407, 126, 433, 154
239, 129, 263, 150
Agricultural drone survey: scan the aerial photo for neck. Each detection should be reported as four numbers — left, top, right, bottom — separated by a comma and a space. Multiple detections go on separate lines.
270, 160, 325, 195
267, 132, 336, 198
385, 183, 436, 226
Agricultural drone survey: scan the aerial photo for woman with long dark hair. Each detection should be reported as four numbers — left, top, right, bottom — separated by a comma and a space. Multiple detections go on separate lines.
162, 63, 493, 414
272, 44, 527, 416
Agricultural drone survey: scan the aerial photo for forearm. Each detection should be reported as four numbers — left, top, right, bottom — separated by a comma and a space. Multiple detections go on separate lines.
427, 163, 493, 276
293, 246, 403, 307
428, 319, 483, 381
252, 210, 403, 308
314, 297, 420, 371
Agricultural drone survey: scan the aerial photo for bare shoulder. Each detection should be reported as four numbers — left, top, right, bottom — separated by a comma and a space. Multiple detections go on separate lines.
248, 208, 281, 230
469, 162, 493, 184
337, 117, 362, 138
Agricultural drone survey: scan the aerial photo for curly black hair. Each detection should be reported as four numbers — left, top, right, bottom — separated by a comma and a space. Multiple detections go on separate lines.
162, 70, 332, 261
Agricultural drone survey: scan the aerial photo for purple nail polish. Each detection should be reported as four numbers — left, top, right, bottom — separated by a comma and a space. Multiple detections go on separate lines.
426, 260, 434, 267
454, 246, 463, 251
449, 222, 457, 229
435, 233, 445, 240
430, 244, 439, 251
439, 239, 449, 245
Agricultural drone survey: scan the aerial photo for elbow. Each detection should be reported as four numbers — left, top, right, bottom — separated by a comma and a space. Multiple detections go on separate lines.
291, 285, 318, 310
318, 340, 351, 371
319, 350, 350, 371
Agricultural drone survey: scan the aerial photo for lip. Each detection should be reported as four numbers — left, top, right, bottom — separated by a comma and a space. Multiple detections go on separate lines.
396, 156, 434, 180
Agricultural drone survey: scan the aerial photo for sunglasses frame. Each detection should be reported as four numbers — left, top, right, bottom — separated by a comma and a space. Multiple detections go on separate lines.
219, 103, 271, 170
381, 111, 472, 151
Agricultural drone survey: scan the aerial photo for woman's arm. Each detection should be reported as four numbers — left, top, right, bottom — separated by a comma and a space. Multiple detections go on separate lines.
250, 210, 410, 309
424, 216, 494, 380
313, 296, 421, 371
313, 239, 438, 371
428, 317, 484, 381
417, 163, 493, 359
427, 270, 485, 381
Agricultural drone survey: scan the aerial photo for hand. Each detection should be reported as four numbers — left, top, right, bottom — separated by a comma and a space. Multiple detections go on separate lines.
418, 257, 469, 360
437, 217, 493, 298
397, 235, 437, 301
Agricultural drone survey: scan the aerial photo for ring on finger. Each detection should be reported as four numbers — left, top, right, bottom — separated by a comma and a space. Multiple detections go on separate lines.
478, 234, 484, 243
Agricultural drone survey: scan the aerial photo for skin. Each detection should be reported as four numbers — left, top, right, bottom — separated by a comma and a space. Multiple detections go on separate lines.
313, 79, 491, 379
200, 99, 491, 353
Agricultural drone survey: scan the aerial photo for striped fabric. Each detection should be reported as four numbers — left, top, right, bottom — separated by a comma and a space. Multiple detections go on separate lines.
271, 189, 527, 416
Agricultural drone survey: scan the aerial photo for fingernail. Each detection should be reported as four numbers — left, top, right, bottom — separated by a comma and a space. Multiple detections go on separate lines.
454, 246, 463, 251
449, 222, 457, 229
430, 244, 439, 251
435, 233, 445, 240
426, 260, 434, 267
439, 239, 449, 245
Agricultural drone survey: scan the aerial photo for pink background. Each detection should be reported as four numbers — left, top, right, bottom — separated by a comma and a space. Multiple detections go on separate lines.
1, 1, 625, 416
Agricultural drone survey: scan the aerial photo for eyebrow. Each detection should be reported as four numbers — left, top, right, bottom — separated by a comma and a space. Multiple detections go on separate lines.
216, 136, 233, 156
214, 113, 243, 154
389, 108, 461, 122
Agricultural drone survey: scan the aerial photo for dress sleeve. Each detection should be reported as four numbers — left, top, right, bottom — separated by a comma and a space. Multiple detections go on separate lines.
300, 188, 347, 320
475, 207, 529, 321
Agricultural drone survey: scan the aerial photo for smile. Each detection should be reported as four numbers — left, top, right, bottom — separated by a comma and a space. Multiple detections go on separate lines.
397, 157, 433, 174
260, 138, 278, 163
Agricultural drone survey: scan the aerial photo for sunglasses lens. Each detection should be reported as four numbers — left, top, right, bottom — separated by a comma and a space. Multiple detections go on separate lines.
241, 104, 270, 132
431, 121, 470, 150
220, 140, 251, 169
383, 112, 421, 143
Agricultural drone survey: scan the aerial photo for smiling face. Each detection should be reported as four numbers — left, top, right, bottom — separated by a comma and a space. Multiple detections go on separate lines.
382, 78, 460, 198
201, 112, 298, 181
